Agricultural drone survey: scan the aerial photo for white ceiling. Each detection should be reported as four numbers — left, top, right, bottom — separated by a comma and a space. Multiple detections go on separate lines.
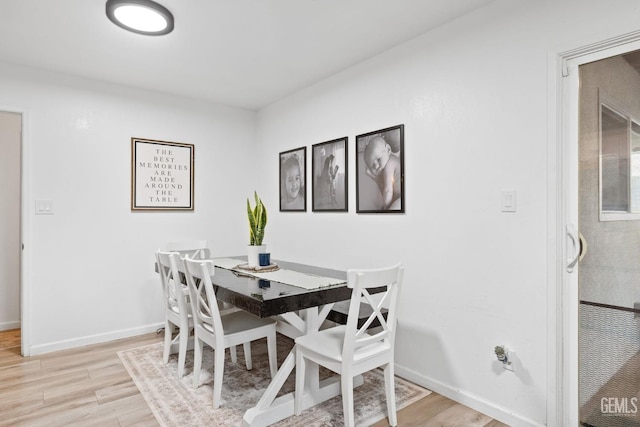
0, 0, 495, 110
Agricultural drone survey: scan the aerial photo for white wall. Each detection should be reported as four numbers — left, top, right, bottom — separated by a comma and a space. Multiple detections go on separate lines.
255, 0, 640, 425
0, 111, 21, 331
0, 61, 256, 353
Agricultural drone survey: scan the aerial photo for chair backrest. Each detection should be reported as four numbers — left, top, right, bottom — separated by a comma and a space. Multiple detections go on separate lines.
342, 263, 404, 359
163, 240, 210, 260
183, 255, 223, 339
155, 249, 191, 316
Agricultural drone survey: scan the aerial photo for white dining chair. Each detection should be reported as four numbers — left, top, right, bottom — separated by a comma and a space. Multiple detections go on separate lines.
183, 255, 279, 409
155, 249, 194, 378
163, 240, 210, 260
161, 240, 242, 361
294, 263, 404, 427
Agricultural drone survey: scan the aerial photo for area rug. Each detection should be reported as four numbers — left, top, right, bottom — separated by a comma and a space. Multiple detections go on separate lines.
118, 335, 430, 426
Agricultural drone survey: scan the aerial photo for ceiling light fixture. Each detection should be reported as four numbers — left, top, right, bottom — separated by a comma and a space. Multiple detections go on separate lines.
106, 0, 174, 36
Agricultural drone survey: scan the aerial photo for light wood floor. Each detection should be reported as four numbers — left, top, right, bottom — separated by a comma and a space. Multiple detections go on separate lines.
0, 329, 509, 426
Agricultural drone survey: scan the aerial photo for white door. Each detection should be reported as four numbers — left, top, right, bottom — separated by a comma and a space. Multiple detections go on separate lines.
0, 111, 21, 332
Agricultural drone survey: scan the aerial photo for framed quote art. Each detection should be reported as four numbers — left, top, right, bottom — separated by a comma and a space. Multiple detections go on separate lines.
131, 138, 194, 211
312, 137, 348, 212
279, 146, 307, 212
356, 124, 404, 213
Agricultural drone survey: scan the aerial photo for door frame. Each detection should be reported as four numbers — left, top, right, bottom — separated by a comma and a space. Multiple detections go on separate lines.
0, 105, 31, 356
555, 31, 640, 426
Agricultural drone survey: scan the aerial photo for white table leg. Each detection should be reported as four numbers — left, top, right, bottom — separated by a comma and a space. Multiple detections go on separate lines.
243, 347, 297, 427
242, 345, 363, 427
243, 305, 349, 426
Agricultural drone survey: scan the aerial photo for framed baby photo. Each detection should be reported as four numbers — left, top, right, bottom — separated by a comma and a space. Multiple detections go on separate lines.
131, 137, 195, 211
355, 124, 405, 213
312, 137, 348, 212
279, 146, 307, 212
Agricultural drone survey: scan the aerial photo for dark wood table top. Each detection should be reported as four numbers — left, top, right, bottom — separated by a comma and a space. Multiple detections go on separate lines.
209, 257, 351, 318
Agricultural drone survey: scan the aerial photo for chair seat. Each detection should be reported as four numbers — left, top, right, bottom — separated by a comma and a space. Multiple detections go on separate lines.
202, 311, 276, 336
296, 325, 390, 364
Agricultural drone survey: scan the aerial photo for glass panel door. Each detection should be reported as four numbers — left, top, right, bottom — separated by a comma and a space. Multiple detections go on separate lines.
578, 53, 640, 426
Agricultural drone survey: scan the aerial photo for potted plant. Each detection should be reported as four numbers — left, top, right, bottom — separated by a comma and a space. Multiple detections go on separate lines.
246, 191, 267, 267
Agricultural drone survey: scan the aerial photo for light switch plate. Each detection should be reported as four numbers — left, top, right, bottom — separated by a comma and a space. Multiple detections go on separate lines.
35, 199, 54, 215
501, 190, 517, 212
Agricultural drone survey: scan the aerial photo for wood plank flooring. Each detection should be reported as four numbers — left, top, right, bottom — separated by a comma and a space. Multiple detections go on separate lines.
0, 329, 509, 426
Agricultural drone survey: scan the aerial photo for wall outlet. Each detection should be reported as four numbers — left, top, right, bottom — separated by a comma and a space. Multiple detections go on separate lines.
504, 349, 515, 372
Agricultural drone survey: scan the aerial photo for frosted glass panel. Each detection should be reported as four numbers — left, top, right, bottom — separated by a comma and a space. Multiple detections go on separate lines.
601, 105, 629, 212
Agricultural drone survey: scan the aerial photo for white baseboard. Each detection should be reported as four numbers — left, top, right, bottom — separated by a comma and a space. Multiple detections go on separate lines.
28, 323, 164, 356
394, 364, 545, 427
0, 320, 21, 331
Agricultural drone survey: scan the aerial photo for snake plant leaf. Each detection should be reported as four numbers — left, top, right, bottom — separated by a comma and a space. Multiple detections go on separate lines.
247, 191, 267, 246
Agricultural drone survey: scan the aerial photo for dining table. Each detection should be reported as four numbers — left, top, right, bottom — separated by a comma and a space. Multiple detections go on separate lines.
203, 256, 357, 427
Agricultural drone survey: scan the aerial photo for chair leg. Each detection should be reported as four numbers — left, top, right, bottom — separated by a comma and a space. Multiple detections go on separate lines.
162, 321, 173, 363
177, 327, 189, 377
294, 348, 305, 416
192, 338, 204, 388
267, 332, 277, 377
212, 347, 225, 409
243, 342, 252, 370
384, 363, 397, 426
230, 345, 237, 363
341, 375, 355, 427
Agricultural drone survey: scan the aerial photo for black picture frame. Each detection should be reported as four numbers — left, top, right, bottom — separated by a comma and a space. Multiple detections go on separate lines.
131, 137, 195, 211
355, 124, 405, 213
279, 146, 307, 212
312, 137, 348, 212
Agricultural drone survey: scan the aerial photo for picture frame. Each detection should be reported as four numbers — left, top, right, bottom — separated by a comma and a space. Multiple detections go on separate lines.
355, 124, 405, 213
279, 146, 307, 212
131, 137, 194, 211
312, 137, 348, 212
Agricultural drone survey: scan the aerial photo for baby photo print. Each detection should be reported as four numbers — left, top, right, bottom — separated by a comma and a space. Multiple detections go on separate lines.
355, 124, 404, 213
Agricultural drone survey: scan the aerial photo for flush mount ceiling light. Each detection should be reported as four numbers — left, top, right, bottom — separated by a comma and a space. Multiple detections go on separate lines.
106, 0, 174, 36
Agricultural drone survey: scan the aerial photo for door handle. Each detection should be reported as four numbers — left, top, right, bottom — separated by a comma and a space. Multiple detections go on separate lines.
578, 232, 587, 262
566, 224, 580, 273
